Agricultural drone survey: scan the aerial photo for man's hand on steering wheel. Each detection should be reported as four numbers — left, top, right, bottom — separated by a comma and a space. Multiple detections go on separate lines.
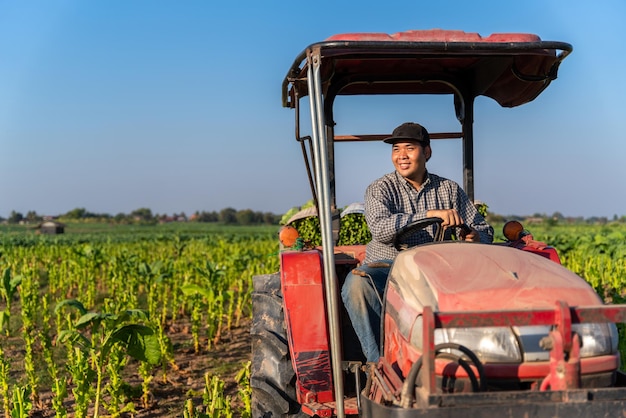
460, 226, 480, 242
426, 209, 480, 242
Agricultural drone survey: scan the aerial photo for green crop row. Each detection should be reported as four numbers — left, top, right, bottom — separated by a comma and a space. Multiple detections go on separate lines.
0, 224, 278, 417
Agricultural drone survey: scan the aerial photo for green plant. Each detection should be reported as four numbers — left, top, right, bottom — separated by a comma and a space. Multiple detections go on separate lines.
57, 300, 161, 418
65, 345, 93, 418
9, 385, 32, 418
17, 270, 39, 406
474, 200, 489, 217
0, 345, 11, 418
202, 373, 232, 417
0, 268, 22, 334
289, 212, 372, 246
41, 329, 68, 418
236, 361, 251, 418
338, 214, 371, 245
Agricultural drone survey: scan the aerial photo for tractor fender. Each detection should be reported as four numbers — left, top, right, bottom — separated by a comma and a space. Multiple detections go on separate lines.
280, 250, 334, 404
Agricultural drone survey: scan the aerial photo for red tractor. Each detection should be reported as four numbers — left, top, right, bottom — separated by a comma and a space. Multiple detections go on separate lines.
251, 30, 626, 417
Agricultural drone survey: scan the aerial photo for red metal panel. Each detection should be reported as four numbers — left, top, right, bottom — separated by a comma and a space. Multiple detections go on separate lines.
521, 245, 561, 263
476, 355, 619, 379
436, 305, 626, 328
436, 309, 557, 328
421, 306, 436, 394
280, 251, 334, 403
325, 29, 541, 43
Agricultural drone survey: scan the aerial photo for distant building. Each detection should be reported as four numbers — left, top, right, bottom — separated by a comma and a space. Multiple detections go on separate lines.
38, 221, 65, 234
525, 217, 544, 224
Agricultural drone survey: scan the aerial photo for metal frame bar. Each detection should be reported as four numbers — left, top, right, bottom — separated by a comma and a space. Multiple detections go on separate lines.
306, 47, 346, 418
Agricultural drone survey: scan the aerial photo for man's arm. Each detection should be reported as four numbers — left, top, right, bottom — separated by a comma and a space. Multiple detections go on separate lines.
453, 187, 494, 243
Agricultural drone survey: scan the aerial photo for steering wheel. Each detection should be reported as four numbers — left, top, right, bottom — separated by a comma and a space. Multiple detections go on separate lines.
393, 217, 444, 251
393, 217, 473, 251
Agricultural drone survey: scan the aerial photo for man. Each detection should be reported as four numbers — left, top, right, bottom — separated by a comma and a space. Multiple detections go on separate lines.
341, 122, 493, 363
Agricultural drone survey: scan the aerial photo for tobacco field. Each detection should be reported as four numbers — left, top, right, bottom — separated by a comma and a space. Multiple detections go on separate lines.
0, 221, 625, 417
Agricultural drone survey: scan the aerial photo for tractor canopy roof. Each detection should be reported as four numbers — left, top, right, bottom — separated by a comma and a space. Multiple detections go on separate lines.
282, 29, 572, 111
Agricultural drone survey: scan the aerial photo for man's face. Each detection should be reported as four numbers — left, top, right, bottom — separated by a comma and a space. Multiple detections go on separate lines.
391, 140, 431, 183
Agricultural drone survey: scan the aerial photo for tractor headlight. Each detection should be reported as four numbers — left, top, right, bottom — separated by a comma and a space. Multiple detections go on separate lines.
515, 323, 618, 362
573, 323, 618, 357
435, 327, 522, 363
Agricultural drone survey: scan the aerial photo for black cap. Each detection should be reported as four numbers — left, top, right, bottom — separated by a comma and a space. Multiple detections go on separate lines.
383, 122, 430, 145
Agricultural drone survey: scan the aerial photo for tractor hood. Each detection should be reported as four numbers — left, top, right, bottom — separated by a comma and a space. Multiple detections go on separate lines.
388, 242, 602, 314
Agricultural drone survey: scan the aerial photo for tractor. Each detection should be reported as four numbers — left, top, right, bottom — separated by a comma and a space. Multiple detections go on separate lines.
250, 29, 626, 417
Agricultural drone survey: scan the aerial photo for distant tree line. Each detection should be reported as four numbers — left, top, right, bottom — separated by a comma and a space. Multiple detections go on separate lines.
1, 207, 282, 226
2, 207, 625, 227
486, 211, 626, 225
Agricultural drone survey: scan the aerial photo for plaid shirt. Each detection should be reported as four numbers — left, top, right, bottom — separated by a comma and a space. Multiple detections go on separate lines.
364, 171, 493, 263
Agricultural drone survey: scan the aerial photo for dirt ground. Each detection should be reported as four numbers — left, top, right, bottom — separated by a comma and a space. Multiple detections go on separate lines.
24, 318, 252, 417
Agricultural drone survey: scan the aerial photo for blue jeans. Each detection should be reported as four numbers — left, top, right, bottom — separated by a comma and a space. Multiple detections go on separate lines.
341, 260, 392, 363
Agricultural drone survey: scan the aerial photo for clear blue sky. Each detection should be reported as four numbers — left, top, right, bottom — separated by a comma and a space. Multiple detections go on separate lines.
1, 1, 624, 219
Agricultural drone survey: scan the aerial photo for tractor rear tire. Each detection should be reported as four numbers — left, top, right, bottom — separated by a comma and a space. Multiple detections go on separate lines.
251, 273, 306, 418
